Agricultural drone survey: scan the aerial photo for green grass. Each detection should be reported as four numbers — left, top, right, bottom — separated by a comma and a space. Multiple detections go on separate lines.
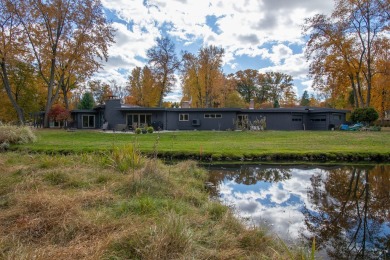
12, 129, 390, 161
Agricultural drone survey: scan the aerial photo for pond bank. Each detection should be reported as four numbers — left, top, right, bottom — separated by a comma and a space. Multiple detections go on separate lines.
0, 152, 314, 259
151, 151, 390, 163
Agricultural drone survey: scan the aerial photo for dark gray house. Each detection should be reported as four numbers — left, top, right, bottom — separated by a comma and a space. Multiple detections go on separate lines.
67, 97, 348, 131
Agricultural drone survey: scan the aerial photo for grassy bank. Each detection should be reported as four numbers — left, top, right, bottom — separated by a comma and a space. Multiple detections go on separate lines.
0, 152, 310, 259
13, 129, 390, 162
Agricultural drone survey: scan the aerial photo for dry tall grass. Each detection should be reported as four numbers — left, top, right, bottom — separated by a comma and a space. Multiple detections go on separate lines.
0, 152, 311, 259
0, 124, 36, 150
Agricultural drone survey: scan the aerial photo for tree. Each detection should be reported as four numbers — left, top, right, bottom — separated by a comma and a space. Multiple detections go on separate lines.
127, 66, 159, 107
225, 91, 246, 108
0, 0, 29, 124
234, 69, 258, 103
300, 90, 310, 106
47, 103, 70, 127
258, 72, 294, 106
304, 0, 390, 108
350, 107, 379, 124
9, 0, 115, 127
87, 80, 113, 106
181, 45, 225, 108
147, 36, 180, 107
78, 92, 95, 109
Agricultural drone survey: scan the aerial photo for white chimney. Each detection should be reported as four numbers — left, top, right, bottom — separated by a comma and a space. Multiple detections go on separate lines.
181, 101, 190, 108
249, 99, 254, 109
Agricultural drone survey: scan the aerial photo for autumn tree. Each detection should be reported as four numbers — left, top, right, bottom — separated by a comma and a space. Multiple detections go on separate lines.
258, 72, 295, 106
87, 80, 113, 106
224, 91, 246, 108
0, 0, 30, 124
8, 0, 114, 127
234, 69, 259, 103
181, 45, 225, 108
47, 103, 70, 127
304, 0, 390, 109
127, 66, 158, 107
147, 36, 180, 107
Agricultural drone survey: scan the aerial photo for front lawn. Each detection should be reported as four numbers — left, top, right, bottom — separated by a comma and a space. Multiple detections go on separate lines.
12, 129, 390, 161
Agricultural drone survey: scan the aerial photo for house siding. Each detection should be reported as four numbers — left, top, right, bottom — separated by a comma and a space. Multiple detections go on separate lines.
68, 99, 349, 131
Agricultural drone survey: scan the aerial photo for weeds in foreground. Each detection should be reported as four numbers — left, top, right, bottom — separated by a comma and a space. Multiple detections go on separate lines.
104, 142, 143, 173
1, 152, 315, 259
0, 124, 36, 150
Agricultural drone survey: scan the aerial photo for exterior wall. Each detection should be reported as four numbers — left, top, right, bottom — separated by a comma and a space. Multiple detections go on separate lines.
246, 112, 303, 130
69, 102, 348, 131
165, 110, 236, 130
328, 113, 345, 129
104, 99, 125, 130
73, 113, 98, 129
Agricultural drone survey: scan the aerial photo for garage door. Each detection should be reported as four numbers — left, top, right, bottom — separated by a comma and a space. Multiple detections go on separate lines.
308, 115, 327, 130
291, 115, 303, 130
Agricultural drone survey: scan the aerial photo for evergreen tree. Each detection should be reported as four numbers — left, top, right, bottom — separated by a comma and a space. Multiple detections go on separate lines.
300, 90, 310, 106
78, 92, 95, 109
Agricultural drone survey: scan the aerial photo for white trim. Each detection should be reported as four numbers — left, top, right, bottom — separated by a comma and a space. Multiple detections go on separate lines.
179, 113, 189, 121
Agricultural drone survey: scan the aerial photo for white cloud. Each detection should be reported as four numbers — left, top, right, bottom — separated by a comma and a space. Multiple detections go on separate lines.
97, 0, 335, 101
259, 52, 309, 80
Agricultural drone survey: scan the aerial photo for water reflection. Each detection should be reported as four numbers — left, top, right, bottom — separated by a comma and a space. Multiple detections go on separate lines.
207, 164, 390, 259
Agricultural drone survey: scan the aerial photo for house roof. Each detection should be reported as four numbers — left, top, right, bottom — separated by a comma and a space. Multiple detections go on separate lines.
71, 105, 349, 114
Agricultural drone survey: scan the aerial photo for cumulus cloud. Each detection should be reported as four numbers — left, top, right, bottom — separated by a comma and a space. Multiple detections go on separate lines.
96, 0, 335, 100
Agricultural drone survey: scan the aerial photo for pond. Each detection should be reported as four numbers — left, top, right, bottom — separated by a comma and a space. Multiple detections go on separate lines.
206, 164, 390, 259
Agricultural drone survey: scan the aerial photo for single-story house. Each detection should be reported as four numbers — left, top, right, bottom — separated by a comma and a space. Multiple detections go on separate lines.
63, 97, 349, 131
31, 97, 349, 131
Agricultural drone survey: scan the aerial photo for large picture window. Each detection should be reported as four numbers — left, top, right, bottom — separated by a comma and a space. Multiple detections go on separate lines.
82, 115, 95, 128
179, 114, 189, 121
127, 114, 152, 128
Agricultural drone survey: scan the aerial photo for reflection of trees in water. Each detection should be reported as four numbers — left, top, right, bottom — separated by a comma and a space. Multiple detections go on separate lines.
302, 165, 390, 260
209, 165, 292, 185
206, 165, 291, 197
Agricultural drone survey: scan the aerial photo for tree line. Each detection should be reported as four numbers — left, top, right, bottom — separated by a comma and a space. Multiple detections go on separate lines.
127, 42, 297, 109
1, 0, 389, 127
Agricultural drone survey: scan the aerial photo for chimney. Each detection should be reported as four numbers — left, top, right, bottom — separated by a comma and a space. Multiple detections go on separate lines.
181, 101, 190, 108
249, 99, 254, 109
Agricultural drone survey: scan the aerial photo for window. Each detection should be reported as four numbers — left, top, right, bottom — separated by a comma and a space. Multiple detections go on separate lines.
333, 114, 342, 120
179, 114, 189, 121
292, 118, 302, 122
204, 114, 222, 119
82, 115, 95, 128
127, 114, 152, 128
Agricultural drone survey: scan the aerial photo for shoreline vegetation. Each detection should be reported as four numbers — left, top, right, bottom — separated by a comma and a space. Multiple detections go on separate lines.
11, 129, 390, 163
1, 126, 388, 258
0, 152, 313, 259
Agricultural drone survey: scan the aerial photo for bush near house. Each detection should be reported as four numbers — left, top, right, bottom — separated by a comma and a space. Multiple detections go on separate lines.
350, 107, 379, 125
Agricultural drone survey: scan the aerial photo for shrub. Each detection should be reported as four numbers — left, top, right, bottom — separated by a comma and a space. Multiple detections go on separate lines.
105, 143, 143, 173
350, 107, 379, 124
135, 128, 142, 134
147, 126, 154, 133
0, 124, 37, 150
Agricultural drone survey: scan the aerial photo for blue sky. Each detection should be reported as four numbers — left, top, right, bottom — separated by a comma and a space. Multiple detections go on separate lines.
96, 0, 335, 102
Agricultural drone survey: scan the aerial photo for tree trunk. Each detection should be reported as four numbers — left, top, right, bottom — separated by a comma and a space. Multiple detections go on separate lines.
1, 61, 25, 124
